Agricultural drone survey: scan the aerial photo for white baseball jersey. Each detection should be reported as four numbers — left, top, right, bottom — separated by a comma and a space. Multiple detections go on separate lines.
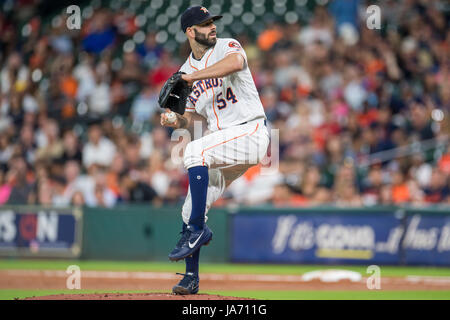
179, 38, 266, 132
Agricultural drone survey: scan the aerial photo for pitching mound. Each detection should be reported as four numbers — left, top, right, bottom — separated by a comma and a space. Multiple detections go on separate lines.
23, 293, 254, 300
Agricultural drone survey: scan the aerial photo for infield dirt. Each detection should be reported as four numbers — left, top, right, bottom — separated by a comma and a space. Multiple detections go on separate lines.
2, 270, 450, 300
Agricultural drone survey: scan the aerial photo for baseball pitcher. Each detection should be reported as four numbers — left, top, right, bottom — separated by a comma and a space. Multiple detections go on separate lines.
159, 6, 269, 295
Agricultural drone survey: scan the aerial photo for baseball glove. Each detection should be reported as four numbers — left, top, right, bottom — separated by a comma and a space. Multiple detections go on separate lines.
158, 71, 192, 115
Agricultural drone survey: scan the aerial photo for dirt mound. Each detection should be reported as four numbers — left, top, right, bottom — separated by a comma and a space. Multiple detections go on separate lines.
23, 292, 255, 300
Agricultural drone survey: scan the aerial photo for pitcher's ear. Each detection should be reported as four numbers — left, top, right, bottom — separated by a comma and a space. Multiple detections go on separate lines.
186, 27, 195, 38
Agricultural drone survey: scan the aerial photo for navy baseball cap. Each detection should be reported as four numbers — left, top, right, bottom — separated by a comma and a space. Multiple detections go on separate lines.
181, 6, 222, 33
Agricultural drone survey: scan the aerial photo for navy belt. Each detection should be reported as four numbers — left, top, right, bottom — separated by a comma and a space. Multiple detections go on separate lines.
239, 119, 267, 126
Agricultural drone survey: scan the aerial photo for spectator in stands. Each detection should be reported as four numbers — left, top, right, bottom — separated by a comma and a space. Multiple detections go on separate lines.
51, 175, 67, 207
0, 52, 29, 96
409, 153, 433, 188
391, 169, 411, 204
84, 169, 117, 207
36, 178, 53, 206
136, 31, 164, 69
300, 165, 324, 200
73, 52, 96, 102
439, 146, 450, 175
35, 118, 64, 162
257, 22, 283, 51
163, 181, 184, 205
82, 124, 116, 169
332, 161, 363, 207
117, 51, 144, 103
130, 85, 160, 124
60, 130, 82, 164
379, 184, 394, 205
271, 182, 308, 207
82, 9, 116, 54
148, 51, 178, 87
71, 190, 85, 207
62, 160, 92, 205
87, 64, 111, 116
0, 134, 14, 167
300, 7, 334, 53
147, 150, 170, 198
423, 168, 448, 203
106, 153, 126, 199
119, 171, 158, 204
0, 170, 12, 205
406, 99, 435, 141
361, 165, 385, 206
18, 124, 37, 165
6, 156, 33, 204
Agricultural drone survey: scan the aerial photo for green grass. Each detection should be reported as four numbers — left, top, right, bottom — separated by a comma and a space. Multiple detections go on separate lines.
1, 259, 450, 277
1, 289, 449, 300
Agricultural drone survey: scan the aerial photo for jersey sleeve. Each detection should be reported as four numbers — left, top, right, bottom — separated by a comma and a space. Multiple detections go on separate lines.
220, 38, 248, 68
185, 96, 196, 113
185, 82, 196, 113
179, 62, 196, 113
179, 62, 189, 74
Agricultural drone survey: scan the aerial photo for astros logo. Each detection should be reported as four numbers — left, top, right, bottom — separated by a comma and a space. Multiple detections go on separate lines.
200, 7, 208, 13
228, 41, 241, 49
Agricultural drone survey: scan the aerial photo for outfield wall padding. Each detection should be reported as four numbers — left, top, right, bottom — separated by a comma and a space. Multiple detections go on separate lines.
1, 205, 449, 265
81, 205, 228, 262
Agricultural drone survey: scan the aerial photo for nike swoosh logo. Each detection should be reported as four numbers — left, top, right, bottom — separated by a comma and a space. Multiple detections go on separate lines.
188, 231, 204, 249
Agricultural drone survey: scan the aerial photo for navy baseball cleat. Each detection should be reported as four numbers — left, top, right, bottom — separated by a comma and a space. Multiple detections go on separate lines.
168, 224, 212, 261
170, 226, 190, 255
172, 272, 199, 295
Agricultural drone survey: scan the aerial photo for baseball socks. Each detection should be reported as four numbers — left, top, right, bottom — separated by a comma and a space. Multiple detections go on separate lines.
185, 246, 201, 275
187, 166, 209, 230
179, 166, 208, 271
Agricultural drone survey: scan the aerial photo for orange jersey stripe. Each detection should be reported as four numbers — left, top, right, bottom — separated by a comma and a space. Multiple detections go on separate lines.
189, 55, 199, 70
205, 47, 220, 130
249, 123, 259, 136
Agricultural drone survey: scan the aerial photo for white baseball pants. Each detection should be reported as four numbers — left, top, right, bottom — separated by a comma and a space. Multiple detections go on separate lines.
181, 118, 269, 224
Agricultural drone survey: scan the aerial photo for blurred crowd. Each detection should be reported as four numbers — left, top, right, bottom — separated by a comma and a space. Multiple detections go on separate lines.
0, 0, 449, 209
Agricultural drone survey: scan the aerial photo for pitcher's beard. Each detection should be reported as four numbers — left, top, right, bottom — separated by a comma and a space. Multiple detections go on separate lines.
194, 29, 216, 47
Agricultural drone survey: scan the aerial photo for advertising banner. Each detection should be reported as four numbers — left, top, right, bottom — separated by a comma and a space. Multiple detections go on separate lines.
231, 213, 403, 264
402, 214, 450, 266
231, 211, 450, 265
0, 206, 83, 258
